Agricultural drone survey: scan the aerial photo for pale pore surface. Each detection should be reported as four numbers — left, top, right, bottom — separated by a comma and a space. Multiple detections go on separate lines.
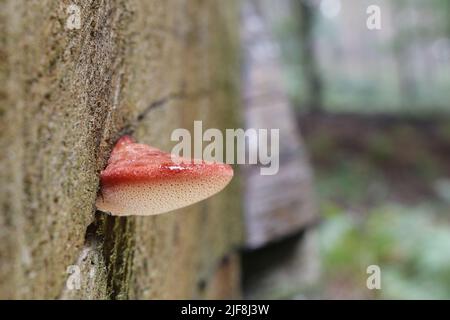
96, 174, 233, 216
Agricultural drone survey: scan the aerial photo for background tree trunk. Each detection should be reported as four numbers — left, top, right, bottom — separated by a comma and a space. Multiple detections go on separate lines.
293, 0, 323, 114
0, 0, 242, 299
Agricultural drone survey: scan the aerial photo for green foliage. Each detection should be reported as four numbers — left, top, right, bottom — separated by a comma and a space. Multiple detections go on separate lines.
311, 124, 450, 298
320, 203, 450, 299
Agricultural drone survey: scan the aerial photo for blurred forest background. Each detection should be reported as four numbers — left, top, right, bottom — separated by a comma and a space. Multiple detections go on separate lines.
254, 0, 450, 299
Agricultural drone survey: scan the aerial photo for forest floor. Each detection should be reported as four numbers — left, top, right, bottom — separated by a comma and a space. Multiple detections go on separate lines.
299, 113, 450, 299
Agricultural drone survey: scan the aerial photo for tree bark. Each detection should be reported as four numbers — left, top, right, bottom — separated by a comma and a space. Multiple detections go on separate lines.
0, 0, 242, 299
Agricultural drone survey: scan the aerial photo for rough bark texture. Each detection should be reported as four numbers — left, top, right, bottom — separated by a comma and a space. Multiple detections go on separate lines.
0, 0, 242, 299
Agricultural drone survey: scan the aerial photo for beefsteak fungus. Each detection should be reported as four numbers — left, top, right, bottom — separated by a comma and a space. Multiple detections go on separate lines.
96, 136, 233, 216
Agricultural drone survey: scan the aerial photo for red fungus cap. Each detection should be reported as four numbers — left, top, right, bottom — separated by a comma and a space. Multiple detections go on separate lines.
96, 136, 233, 216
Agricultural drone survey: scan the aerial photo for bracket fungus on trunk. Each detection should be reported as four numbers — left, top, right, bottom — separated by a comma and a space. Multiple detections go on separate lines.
96, 136, 233, 216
